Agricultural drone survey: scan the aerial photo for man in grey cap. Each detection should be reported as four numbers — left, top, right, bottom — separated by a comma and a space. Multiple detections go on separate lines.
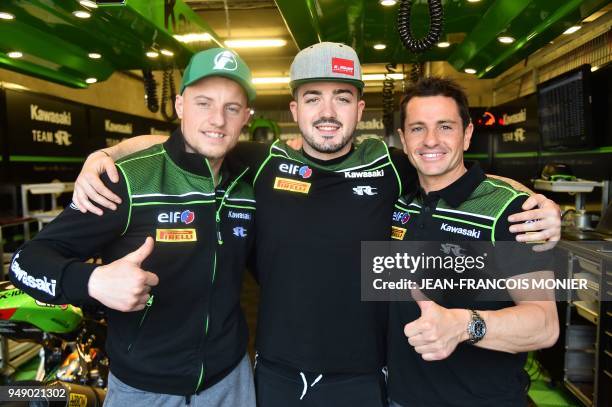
69, 42, 560, 407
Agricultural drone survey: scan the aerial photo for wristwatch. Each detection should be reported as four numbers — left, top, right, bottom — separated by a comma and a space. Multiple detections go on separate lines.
466, 309, 486, 344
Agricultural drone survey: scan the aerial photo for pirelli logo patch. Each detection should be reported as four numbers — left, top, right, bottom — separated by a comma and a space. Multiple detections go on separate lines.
391, 226, 407, 240
156, 229, 197, 242
273, 177, 311, 194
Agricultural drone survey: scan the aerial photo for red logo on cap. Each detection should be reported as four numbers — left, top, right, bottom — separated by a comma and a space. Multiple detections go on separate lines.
331, 58, 354, 76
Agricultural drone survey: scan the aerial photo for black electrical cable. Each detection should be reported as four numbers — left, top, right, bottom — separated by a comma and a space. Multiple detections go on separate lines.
142, 69, 159, 113
410, 62, 423, 83
161, 69, 178, 122
397, 0, 444, 54
383, 63, 396, 137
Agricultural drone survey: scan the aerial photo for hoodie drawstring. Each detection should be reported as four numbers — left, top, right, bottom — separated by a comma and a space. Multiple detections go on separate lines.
298, 372, 323, 400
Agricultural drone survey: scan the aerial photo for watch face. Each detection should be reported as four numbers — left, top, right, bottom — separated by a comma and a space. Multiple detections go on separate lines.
473, 320, 486, 338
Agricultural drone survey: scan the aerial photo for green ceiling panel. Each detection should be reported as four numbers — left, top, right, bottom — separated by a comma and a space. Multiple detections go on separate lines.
275, 0, 610, 78
0, 0, 220, 88
447, 0, 533, 70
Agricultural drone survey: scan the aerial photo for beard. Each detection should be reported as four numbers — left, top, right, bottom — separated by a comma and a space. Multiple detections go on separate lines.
300, 118, 355, 154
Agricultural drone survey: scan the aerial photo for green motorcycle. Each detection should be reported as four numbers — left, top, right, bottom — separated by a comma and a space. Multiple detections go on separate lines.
0, 280, 107, 406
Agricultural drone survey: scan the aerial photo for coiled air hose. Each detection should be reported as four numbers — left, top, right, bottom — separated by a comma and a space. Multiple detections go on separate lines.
161, 69, 178, 122
410, 62, 423, 83
383, 64, 397, 137
142, 69, 159, 113
397, 0, 444, 53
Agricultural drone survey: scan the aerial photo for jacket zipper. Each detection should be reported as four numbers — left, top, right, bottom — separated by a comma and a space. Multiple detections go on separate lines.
194, 163, 249, 392
127, 294, 154, 352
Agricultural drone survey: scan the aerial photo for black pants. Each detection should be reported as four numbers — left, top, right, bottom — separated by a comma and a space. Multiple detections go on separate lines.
255, 358, 388, 407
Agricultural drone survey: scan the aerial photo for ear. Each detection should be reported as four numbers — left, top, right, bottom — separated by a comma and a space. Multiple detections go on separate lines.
397, 128, 409, 155
289, 100, 298, 122
463, 122, 474, 151
356, 99, 366, 122
175, 95, 184, 120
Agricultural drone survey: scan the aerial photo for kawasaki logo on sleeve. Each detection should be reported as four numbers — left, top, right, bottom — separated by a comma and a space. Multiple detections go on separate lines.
10, 253, 57, 297
440, 223, 481, 239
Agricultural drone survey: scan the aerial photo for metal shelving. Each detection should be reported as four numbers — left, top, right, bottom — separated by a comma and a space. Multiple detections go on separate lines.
560, 241, 612, 406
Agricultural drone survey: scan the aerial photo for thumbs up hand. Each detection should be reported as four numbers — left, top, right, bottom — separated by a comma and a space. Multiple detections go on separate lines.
403, 288, 471, 361
88, 237, 159, 312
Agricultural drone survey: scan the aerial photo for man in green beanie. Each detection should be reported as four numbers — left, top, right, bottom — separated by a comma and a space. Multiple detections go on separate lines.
9, 48, 257, 406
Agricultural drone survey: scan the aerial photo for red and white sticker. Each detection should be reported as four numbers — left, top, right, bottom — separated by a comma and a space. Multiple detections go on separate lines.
331, 57, 354, 76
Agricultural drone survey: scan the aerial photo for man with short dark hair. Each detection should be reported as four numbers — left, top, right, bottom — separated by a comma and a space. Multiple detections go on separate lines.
10, 48, 257, 407
388, 77, 559, 407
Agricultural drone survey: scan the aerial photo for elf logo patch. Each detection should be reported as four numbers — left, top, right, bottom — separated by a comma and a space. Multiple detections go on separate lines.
393, 211, 411, 224
279, 163, 312, 179
332, 57, 354, 76
158, 210, 195, 224
156, 229, 197, 242
213, 50, 238, 71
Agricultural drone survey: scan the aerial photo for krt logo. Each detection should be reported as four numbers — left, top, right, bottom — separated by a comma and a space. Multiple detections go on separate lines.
54, 130, 72, 146
440, 243, 466, 256
233, 226, 247, 238
353, 186, 377, 196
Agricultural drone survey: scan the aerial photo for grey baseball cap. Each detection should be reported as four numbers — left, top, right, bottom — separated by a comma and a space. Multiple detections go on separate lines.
289, 42, 364, 93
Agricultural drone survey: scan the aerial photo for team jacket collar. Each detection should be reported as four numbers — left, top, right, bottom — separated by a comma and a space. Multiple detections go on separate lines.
407, 161, 485, 208
164, 128, 248, 188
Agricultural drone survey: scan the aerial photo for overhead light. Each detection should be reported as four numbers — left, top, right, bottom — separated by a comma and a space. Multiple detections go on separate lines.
363, 73, 404, 81
379, 0, 397, 6
88, 52, 102, 59
174, 33, 212, 43
85, 77, 97, 84
79, 0, 98, 8
497, 36, 515, 44
563, 26, 581, 35
467, 0, 482, 3
146, 51, 159, 58
0, 12, 15, 20
72, 10, 91, 19
464, 68, 477, 74
437, 41, 451, 48
591, 66, 599, 72
373, 44, 386, 50
7, 51, 23, 59
160, 49, 174, 57
252, 77, 290, 85
224, 39, 287, 48
0, 82, 29, 91
583, 8, 609, 23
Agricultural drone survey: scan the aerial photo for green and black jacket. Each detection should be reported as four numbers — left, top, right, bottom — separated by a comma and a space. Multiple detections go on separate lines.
237, 138, 416, 373
388, 162, 538, 407
10, 130, 255, 395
